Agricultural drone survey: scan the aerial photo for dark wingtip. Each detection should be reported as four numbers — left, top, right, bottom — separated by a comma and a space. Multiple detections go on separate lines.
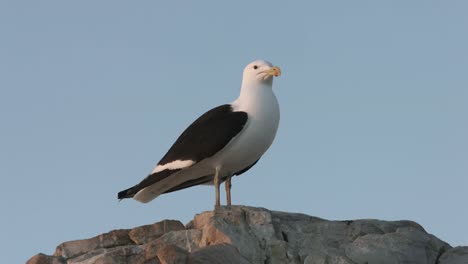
118, 188, 133, 200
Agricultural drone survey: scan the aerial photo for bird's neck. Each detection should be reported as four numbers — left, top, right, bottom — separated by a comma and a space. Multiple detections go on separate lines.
233, 80, 275, 112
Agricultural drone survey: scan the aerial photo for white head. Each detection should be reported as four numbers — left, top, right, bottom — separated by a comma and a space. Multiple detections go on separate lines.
235, 59, 281, 109
242, 59, 281, 87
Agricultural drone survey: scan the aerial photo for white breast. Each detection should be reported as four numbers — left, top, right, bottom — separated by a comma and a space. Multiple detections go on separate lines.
208, 86, 280, 176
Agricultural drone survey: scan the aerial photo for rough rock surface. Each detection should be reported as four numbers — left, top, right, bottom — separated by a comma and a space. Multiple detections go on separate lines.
27, 206, 467, 264
438, 246, 468, 264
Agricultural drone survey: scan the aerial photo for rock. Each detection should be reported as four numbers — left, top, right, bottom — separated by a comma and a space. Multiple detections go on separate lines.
54, 229, 133, 259
187, 243, 251, 264
193, 206, 282, 263
27, 206, 467, 264
156, 245, 188, 264
67, 245, 147, 264
129, 220, 185, 245
345, 227, 449, 264
143, 229, 202, 260
439, 246, 468, 264
26, 254, 65, 264
192, 206, 453, 263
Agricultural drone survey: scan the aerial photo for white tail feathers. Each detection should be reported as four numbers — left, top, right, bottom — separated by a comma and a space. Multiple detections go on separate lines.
133, 187, 161, 203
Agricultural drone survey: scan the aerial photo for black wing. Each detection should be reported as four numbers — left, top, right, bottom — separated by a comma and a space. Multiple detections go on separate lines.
118, 104, 248, 199
158, 104, 248, 165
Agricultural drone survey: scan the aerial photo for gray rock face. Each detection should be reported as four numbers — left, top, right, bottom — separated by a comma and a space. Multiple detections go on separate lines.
27, 206, 466, 264
187, 243, 251, 264
439, 247, 468, 264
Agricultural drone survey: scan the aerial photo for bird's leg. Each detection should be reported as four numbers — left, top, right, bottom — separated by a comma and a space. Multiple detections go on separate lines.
225, 175, 232, 206
214, 167, 221, 208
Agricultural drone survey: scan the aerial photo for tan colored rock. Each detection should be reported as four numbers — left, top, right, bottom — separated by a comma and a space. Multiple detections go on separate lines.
54, 229, 133, 259
129, 220, 185, 245
26, 254, 65, 264
67, 245, 147, 264
192, 206, 274, 263
156, 244, 188, 264
144, 229, 202, 259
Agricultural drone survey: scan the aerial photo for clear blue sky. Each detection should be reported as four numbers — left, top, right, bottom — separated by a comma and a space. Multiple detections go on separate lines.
1, 1, 467, 263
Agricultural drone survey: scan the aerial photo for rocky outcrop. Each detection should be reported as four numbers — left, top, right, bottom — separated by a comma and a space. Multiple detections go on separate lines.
27, 206, 467, 264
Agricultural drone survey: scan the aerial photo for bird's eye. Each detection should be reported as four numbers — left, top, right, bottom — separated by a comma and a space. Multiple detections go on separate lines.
253, 65, 258, 70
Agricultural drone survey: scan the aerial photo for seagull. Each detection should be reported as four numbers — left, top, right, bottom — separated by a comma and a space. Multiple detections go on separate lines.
118, 59, 281, 207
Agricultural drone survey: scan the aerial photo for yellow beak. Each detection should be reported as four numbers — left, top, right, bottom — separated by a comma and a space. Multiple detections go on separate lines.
263, 66, 281, 77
